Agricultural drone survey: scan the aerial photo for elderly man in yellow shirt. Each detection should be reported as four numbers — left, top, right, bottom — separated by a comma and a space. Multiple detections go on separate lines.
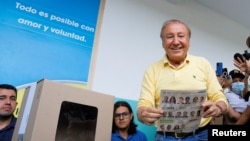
137, 19, 228, 141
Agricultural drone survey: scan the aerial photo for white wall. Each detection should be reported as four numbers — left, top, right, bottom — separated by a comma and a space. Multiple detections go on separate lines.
91, 0, 250, 100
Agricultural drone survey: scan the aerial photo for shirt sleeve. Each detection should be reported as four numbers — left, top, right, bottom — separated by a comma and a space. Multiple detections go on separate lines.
137, 65, 157, 108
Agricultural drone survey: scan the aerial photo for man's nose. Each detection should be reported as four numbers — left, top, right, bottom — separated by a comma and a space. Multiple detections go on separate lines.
5, 98, 11, 104
172, 37, 180, 45
5, 99, 10, 104
118, 115, 124, 119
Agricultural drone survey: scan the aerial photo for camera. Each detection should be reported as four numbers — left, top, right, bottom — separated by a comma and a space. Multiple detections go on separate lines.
234, 50, 250, 61
222, 68, 230, 79
234, 36, 250, 61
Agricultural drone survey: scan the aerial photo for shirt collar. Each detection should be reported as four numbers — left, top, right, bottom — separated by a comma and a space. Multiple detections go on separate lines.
163, 53, 191, 68
0, 115, 17, 131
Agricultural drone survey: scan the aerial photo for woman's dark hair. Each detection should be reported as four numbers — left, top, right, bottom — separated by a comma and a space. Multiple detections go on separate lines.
112, 100, 137, 134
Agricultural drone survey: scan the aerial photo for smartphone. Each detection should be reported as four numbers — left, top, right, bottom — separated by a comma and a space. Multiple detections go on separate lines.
216, 62, 223, 76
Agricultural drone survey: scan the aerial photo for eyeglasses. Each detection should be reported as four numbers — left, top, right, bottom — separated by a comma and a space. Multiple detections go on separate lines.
114, 112, 130, 119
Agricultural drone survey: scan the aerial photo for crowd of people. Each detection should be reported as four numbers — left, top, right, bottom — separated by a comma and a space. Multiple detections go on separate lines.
216, 63, 250, 125
2, 19, 250, 141
216, 69, 249, 125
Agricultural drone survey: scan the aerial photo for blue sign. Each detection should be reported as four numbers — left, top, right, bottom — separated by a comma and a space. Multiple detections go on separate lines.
0, 0, 101, 86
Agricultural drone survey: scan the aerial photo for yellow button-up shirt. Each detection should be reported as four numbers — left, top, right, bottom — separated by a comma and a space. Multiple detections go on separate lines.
137, 54, 228, 127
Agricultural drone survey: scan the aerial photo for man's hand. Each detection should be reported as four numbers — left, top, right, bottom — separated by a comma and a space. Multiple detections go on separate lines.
234, 57, 250, 75
202, 101, 223, 118
137, 106, 163, 125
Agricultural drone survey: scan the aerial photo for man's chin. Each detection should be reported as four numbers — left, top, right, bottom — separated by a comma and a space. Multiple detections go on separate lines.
118, 127, 128, 131
0, 114, 12, 120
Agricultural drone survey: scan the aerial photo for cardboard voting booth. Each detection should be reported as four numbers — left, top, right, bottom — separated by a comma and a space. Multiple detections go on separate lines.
12, 79, 115, 141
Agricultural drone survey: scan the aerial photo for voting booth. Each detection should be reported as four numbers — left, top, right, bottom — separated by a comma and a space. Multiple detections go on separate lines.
12, 79, 115, 141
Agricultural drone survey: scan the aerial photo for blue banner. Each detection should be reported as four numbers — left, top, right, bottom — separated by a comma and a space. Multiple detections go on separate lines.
0, 0, 102, 86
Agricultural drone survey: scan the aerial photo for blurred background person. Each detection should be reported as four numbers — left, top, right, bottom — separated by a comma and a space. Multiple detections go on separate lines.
226, 69, 248, 113
112, 101, 147, 141
216, 69, 248, 124
233, 51, 250, 125
0, 84, 18, 141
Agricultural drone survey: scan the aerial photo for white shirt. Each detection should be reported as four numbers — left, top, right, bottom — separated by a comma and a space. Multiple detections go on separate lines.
225, 91, 248, 113
224, 88, 230, 93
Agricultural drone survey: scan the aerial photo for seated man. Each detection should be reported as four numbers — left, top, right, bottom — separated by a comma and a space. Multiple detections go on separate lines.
0, 84, 18, 141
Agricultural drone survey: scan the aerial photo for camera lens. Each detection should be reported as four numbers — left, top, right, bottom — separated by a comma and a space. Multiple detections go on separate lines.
234, 53, 244, 62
